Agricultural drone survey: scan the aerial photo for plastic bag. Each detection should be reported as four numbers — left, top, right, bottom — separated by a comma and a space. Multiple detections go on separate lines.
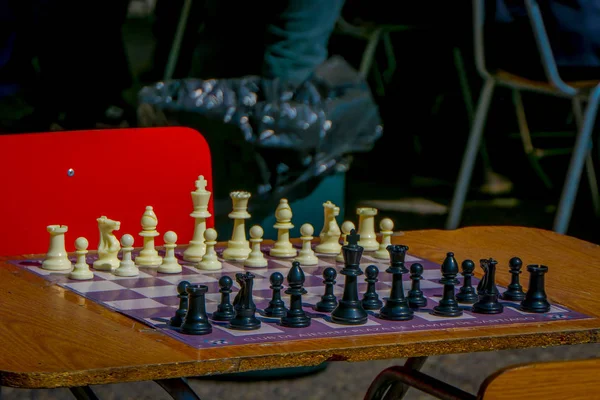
137, 56, 382, 206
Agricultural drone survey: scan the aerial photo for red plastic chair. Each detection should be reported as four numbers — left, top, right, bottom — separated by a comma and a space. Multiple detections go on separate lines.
0, 127, 213, 256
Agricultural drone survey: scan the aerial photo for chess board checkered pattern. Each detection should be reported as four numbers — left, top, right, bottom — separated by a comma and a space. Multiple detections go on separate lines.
11, 247, 591, 349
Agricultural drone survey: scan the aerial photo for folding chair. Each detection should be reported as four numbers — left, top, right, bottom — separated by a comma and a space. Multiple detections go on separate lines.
0, 127, 213, 256
364, 357, 600, 400
445, 0, 600, 234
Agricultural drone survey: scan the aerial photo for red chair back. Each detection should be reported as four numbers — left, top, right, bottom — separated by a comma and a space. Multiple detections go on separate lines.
0, 127, 213, 256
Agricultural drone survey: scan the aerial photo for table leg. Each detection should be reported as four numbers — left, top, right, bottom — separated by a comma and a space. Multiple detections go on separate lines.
69, 386, 100, 400
155, 378, 202, 400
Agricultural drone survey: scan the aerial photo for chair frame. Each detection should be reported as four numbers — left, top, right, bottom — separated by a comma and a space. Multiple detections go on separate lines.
445, 0, 600, 234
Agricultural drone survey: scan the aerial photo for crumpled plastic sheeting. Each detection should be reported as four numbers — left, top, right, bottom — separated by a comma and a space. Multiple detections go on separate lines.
138, 56, 382, 158
137, 56, 382, 207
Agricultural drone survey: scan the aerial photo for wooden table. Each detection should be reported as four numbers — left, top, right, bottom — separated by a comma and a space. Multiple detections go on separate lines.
2, 226, 600, 399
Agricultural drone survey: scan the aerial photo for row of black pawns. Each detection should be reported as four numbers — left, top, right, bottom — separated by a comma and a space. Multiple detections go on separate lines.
169, 230, 551, 335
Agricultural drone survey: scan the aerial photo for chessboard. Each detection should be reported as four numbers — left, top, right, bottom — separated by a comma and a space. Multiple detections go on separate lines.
11, 245, 592, 350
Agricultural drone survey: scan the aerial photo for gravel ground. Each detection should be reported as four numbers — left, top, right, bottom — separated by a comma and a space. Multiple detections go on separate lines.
4, 342, 599, 399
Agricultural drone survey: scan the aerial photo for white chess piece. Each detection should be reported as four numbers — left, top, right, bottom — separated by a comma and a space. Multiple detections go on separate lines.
336, 221, 356, 262
198, 228, 222, 270
183, 175, 212, 262
114, 234, 139, 277
69, 237, 93, 280
93, 216, 121, 271
315, 202, 342, 254
158, 231, 182, 274
135, 206, 162, 267
374, 218, 394, 260
42, 225, 72, 271
295, 223, 318, 266
244, 225, 268, 268
357, 207, 379, 251
270, 199, 297, 258
222, 191, 252, 261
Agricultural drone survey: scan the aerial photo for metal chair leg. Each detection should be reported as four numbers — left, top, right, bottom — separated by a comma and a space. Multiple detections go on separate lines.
363, 366, 476, 400
511, 89, 554, 189
446, 78, 496, 230
155, 378, 202, 400
388, 357, 429, 399
69, 386, 100, 400
553, 86, 600, 233
572, 98, 600, 217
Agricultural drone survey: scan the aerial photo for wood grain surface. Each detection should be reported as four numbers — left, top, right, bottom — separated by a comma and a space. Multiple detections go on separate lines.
478, 358, 600, 399
1, 226, 599, 389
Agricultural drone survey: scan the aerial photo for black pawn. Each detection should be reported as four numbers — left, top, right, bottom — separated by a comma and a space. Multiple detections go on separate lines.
379, 244, 413, 321
264, 272, 288, 317
407, 263, 427, 308
180, 285, 212, 335
362, 265, 383, 310
432, 252, 463, 317
520, 265, 551, 313
456, 259, 478, 304
169, 280, 191, 327
502, 257, 526, 301
281, 261, 311, 328
212, 276, 235, 321
439, 252, 460, 285
315, 267, 338, 312
472, 258, 503, 314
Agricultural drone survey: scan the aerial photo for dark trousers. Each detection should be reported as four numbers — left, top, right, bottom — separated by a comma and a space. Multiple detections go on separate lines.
150, 0, 344, 85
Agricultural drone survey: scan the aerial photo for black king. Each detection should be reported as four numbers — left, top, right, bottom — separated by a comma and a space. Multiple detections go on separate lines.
331, 229, 368, 325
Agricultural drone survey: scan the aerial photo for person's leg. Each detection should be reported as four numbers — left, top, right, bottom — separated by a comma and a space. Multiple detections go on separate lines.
262, 0, 345, 86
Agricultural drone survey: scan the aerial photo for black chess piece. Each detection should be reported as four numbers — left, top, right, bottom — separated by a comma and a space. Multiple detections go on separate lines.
315, 267, 338, 312
477, 261, 489, 295
379, 244, 414, 321
229, 272, 261, 330
212, 276, 235, 321
264, 272, 288, 317
169, 280, 191, 327
472, 258, 503, 314
407, 263, 427, 308
520, 264, 551, 313
362, 265, 383, 310
180, 284, 212, 335
432, 252, 463, 317
331, 230, 368, 325
502, 257, 526, 301
439, 252, 460, 285
456, 259, 478, 304
281, 261, 311, 328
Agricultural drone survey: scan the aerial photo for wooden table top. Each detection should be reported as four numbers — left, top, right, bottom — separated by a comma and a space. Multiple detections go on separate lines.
2, 226, 600, 389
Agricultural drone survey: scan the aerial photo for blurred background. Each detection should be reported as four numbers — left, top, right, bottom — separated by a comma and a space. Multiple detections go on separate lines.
2, 0, 598, 244
2, 1, 600, 398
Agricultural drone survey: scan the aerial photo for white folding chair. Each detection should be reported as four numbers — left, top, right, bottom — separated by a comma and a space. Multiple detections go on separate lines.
446, 0, 600, 234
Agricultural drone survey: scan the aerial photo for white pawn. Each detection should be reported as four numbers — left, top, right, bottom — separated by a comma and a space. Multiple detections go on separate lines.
244, 225, 268, 268
114, 234, 139, 277
42, 225, 72, 271
198, 228, 222, 271
295, 223, 318, 266
336, 221, 356, 262
69, 237, 93, 280
158, 231, 182, 274
374, 218, 394, 260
